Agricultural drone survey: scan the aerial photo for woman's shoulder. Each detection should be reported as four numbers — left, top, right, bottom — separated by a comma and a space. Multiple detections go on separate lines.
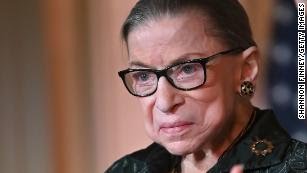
285, 139, 307, 170
105, 143, 177, 173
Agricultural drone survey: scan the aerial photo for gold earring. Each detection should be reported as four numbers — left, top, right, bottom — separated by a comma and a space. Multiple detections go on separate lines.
240, 81, 255, 97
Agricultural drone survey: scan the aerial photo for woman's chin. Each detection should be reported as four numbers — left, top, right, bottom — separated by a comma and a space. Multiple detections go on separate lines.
162, 141, 196, 156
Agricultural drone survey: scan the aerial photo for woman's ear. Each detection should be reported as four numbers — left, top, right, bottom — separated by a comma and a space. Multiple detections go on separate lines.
240, 46, 260, 83
234, 46, 260, 95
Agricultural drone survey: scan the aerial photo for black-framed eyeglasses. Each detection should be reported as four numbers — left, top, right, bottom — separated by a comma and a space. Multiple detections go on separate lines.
118, 47, 244, 97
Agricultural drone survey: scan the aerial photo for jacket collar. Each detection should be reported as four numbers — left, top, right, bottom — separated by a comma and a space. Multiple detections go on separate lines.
208, 108, 291, 172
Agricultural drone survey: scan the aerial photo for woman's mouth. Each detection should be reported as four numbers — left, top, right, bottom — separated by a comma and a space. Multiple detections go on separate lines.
159, 121, 194, 135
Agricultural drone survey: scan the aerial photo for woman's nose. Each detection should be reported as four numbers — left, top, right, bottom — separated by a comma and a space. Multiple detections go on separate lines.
155, 77, 184, 113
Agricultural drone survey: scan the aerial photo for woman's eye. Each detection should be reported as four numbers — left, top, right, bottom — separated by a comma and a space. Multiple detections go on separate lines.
181, 64, 196, 74
140, 73, 149, 81
133, 72, 150, 81
169, 63, 203, 82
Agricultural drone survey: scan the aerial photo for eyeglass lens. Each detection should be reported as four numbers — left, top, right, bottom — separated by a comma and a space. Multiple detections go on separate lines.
124, 62, 205, 96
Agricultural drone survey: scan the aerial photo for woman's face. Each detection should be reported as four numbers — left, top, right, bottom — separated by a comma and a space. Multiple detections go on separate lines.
127, 13, 242, 155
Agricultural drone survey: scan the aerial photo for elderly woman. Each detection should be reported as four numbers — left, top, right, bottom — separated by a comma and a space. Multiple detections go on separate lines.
106, 0, 307, 172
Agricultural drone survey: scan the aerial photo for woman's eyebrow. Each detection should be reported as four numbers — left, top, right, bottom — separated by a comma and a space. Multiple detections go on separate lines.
167, 52, 208, 66
128, 54, 204, 68
167, 56, 191, 66
128, 61, 155, 68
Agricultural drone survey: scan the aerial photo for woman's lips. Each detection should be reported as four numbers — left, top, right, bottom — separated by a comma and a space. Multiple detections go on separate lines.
160, 121, 193, 135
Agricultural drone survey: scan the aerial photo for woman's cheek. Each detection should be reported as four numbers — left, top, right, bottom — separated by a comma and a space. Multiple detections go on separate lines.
139, 97, 155, 117
139, 97, 157, 136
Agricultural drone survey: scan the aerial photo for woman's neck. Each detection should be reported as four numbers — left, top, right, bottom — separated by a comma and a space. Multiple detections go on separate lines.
181, 103, 254, 173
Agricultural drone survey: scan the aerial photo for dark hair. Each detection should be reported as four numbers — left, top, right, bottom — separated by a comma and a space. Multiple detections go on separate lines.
121, 0, 256, 48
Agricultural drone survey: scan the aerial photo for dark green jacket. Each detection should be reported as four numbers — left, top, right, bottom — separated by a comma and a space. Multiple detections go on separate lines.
106, 109, 307, 173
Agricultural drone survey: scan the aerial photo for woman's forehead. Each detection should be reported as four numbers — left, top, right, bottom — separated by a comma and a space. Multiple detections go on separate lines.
127, 13, 224, 68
